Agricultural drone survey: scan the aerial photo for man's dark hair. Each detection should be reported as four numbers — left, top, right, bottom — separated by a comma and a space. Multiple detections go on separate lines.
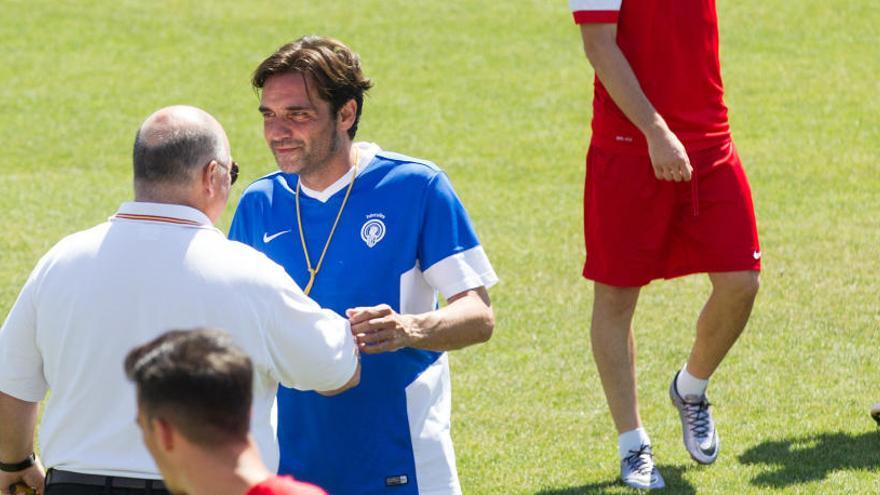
132, 126, 222, 184
252, 36, 373, 139
124, 329, 253, 447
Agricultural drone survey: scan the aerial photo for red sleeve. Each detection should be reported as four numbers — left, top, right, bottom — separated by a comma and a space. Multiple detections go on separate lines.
572, 10, 619, 24
292, 483, 327, 495
246, 476, 328, 495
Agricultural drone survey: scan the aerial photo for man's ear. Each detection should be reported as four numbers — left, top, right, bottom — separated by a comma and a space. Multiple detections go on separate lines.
337, 99, 358, 135
202, 161, 217, 191
201, 160, 226, 198
153, 417, 176, 451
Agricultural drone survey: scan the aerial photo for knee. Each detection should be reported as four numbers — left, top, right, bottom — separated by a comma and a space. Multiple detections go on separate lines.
593, 283, 640, 319
713, 271, 760, 302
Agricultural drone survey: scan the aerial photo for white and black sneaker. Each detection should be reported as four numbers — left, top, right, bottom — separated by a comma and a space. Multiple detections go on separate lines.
669, 372, 719, 464
620, 443, 666, 490
871, 403, 880, 426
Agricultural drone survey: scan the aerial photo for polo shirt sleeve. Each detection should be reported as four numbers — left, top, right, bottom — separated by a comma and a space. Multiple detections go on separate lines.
261, 268, 358, 392
569, 0, 622, 24
0, 265, 48, 402
419, 172, 498, 300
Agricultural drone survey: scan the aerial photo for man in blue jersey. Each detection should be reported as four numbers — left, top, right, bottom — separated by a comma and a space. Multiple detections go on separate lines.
230, 36, 498, 495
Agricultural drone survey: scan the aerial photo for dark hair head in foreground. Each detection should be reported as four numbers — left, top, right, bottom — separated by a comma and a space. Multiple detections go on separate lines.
125, 328, 253, 447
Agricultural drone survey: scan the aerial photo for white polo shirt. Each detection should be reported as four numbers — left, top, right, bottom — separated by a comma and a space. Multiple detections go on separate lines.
0, 202, 358, 479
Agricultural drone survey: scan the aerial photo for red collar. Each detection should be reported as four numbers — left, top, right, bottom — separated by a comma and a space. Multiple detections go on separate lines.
113, 213, 202, 226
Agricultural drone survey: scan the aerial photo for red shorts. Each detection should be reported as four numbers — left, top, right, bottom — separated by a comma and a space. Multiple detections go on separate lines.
583, 140, 760, 287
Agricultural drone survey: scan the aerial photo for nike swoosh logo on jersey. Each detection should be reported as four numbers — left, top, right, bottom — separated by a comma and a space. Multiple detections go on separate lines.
753, 250, 762, 260
263, 230, 292, 243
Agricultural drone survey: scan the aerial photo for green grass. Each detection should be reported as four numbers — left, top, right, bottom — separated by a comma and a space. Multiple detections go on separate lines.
2, 1, 878, 493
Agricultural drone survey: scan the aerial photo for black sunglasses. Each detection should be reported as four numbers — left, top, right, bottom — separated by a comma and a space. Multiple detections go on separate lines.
229, 161, 239, 185
209, 159, 240, 185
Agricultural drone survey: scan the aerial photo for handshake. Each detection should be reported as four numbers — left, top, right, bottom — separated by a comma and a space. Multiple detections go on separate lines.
347, 304, 419, 354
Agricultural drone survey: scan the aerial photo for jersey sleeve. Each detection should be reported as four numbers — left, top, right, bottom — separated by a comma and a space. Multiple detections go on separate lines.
0, 263, 48, 402
260, 264, 359, 392
419, 172, 498, 300
569, 0, 621, 24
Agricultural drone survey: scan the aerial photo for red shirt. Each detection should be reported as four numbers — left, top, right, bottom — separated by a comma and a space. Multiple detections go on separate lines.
571, 0, 731, 153
246, 475, 327, 495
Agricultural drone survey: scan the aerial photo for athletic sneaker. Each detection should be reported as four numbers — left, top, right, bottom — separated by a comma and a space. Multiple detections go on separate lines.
620, 443, 666, 490
669, 372, 719, 464
871, 403, 880, 426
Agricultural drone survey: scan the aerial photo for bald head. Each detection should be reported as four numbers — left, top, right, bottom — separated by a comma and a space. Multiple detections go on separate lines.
133, 105, 230, 188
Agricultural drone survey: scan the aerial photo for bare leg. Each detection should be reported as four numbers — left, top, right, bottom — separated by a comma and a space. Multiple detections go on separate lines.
591, 282, 642, 433
685, 271, 759, 379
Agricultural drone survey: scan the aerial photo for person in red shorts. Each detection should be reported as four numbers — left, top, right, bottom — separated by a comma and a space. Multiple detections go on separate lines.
125, 329, 327, 495
570, 0, 761, 489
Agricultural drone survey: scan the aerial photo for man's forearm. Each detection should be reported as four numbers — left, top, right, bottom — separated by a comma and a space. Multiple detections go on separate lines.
409, 288, 494, 352
579, 24, 670, 140
0, 392, 38, 463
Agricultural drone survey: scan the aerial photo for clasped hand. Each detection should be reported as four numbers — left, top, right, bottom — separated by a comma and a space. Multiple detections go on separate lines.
346, 304, 417, 354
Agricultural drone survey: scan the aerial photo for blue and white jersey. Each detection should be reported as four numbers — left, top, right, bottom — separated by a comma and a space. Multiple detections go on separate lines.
230, 142, 498, 495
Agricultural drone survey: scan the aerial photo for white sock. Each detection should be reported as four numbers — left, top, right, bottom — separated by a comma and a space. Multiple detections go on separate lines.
676, 364, 709, 398
618, 427, 651, 459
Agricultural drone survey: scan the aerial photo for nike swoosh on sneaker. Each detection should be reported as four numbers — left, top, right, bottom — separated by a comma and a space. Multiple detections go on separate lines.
263, 230, 292, 243
700, 437, 718, 457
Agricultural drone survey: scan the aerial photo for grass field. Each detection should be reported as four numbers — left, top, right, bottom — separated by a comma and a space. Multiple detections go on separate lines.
1, 1, 878, 493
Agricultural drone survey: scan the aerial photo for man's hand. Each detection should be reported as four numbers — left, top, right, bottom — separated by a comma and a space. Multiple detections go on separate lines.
346, 304, 417, 354
579, 23, 694, 183
0, 460, 45, 495
646, 127, 692, 182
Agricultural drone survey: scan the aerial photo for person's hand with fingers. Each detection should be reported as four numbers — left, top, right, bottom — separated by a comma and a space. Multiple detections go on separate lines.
646, 127, 692, 182
346, 304, 418, 354
0, 457, 45, 495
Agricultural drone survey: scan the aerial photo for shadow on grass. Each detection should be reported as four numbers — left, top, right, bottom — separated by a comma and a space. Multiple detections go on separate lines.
535, 465, 695, 494
738, 430, 880, 488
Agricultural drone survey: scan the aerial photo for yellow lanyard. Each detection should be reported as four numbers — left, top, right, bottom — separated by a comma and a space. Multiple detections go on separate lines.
295, 159, 359, 296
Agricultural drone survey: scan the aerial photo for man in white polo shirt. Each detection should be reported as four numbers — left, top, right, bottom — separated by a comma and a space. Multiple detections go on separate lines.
0, 105, 359, 495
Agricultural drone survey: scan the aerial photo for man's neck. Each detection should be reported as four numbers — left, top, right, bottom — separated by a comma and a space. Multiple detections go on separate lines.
181, 441, 271, 495
133, 184, 219, 223
298, 141, 358, 192
134, 184, 201, 210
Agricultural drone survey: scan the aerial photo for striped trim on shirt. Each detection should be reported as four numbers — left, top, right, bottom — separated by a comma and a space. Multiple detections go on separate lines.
569, 0, 621, 24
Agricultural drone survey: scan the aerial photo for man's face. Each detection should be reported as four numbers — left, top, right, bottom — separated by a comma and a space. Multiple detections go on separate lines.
259, 72, 339, 176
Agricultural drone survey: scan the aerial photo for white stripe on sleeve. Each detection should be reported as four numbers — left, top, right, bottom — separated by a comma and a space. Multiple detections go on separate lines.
423, 246, 498, 300
569, 0, 622, 12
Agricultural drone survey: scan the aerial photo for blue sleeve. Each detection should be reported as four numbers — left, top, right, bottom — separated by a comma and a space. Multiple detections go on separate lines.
418, 172, 481, 271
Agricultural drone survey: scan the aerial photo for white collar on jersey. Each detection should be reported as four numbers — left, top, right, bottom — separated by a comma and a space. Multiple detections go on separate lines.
298, 141, 380, 203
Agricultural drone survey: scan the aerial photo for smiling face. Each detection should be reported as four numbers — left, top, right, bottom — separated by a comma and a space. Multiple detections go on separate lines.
259, 72, 340, 178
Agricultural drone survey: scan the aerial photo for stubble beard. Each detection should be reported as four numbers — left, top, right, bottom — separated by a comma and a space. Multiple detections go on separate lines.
276, 120, 340, 184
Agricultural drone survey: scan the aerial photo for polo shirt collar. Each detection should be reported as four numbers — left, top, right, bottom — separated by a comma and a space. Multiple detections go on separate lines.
299, 141, 380, 203
112, 202, 214, 227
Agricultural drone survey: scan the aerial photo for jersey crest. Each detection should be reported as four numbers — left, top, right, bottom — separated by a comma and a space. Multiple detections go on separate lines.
360, 213, 386, 248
